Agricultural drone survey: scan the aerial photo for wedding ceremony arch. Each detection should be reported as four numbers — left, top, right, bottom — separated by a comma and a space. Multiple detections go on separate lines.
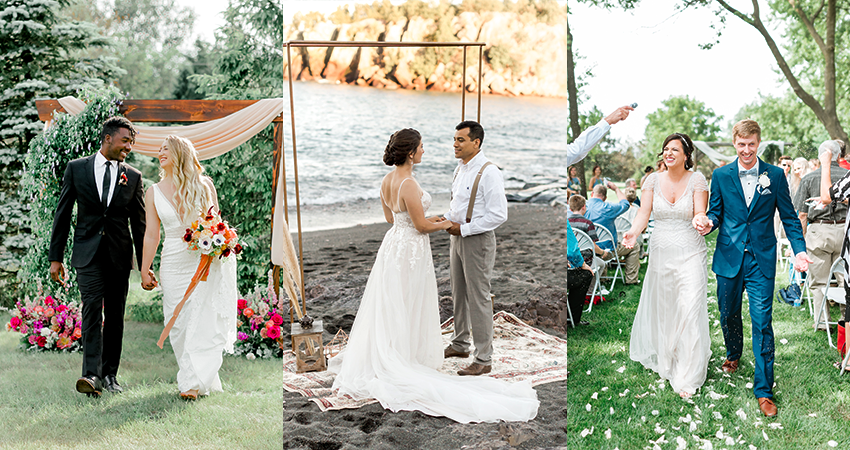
35, 39, 488, 324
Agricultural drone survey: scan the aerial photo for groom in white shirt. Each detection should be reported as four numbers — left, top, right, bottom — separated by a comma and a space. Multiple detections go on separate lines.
444, 121, 507, 376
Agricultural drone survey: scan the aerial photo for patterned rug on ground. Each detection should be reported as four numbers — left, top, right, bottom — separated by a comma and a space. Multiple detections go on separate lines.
282, 310, 569, 412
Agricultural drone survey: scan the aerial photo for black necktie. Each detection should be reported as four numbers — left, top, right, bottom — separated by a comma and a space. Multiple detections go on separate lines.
101, 162, 111, 208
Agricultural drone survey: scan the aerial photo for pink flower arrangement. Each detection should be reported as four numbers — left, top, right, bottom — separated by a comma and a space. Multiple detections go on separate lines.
7, 294, 82, 353
232, 277, 287, 359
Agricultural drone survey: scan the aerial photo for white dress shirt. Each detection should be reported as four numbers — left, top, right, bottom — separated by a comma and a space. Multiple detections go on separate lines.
738, 161, 758, 207
447, 152, 508, 237
94, 152, 119, 207
563, 119, 612, 166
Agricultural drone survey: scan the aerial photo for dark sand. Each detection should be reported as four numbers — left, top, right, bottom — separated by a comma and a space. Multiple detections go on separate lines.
282, 204, 576, 450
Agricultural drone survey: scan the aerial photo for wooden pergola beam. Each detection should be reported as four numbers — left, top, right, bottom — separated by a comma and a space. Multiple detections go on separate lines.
35, 99, 284, 123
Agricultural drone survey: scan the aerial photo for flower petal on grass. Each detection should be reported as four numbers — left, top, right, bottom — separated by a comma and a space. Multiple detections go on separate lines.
620, 388, 630, 397
676, 436, 687, 449
617, 365, 626, 373
828, 440, 838, 447
605, 429, 612, 439
708, 391, 728, 400
586, 403, 592, 412
746, 382, 753, 389
780, 338, 788, 344
767, 423, 783, 430
652, 410, 660, 416
592, 392, 598, 400
736, 409, 747, 421
762, 430, 769, 441
610, 407, 615, 415
580, 426, 594, 438
713, 412, 723, 420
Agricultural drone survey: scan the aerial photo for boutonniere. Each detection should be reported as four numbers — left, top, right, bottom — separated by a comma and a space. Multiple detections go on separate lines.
118, 172, 128, 186
757, 171, 771, 195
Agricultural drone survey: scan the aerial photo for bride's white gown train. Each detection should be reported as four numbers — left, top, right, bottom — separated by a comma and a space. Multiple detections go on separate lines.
328, 181, 539, 423
154, 184, 237, 395
630, 172, 712, 395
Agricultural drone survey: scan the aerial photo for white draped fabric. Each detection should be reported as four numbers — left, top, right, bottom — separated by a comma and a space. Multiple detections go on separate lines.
692, 140, 785, 166
51, 96, 295, 270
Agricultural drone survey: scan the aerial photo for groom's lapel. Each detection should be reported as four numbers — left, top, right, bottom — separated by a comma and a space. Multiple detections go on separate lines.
729, 159, 746, 206
83, 155, 99, 204
747, 159, 765, 215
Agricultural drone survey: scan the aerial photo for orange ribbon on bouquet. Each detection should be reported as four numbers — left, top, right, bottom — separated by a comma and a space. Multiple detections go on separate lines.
157, 254, 214, 349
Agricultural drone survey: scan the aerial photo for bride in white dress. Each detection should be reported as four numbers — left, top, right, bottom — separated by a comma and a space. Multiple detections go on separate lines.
622, 133, 711, 397
140, 135, 237, 400
328, 129, 538, 423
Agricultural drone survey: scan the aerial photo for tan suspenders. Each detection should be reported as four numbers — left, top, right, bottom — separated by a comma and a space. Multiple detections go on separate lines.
452, 161, 495, 224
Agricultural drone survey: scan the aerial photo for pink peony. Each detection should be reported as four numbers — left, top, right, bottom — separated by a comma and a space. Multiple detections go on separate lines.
270, 313, 284, 326
28, 335, 38, 345
259, 327, 268, 339
9, 316, 21, 329
45, 307, 55, 318
43, 296, 54, 306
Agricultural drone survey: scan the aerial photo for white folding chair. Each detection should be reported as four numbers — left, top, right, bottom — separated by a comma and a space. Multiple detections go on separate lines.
594, 223, 624, 292
615, 216, 631, 240
573, 229, 605, 315
817, 258, 847, 348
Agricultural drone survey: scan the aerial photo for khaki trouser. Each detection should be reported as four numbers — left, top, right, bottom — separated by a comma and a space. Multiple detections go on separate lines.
616, 243, 641, 284
806, 222, 846, 325
449, 231, 496, 366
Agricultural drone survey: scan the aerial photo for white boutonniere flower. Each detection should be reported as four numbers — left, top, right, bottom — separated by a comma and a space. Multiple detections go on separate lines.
758, 173, 770, 189
757, 171, 772, 195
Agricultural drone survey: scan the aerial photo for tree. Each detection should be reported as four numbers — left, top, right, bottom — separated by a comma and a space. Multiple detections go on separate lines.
173, 39, 214, 100
642, 95, 722, 179
684, 0, 848, 142
192, 0, 284, 294
735, 92, 829, 158
0, 0, 121, 306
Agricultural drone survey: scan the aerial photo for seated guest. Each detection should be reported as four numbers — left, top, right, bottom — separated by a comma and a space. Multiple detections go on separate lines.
624, 187, 639, 223
625, 178, 640, 207
567, 195, 612, 260
585, 182, 641, 285
565, 221, 594, 326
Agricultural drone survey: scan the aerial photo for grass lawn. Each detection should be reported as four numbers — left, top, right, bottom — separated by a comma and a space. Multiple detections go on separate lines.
0, 277, 281, 450
567, 233, 850, 449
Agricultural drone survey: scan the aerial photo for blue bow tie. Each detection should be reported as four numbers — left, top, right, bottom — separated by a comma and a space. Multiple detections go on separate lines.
739, 167, 758, 177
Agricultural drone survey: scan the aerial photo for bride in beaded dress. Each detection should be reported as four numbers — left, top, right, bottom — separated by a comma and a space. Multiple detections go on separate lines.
328, 129, 538, 423
622, 133, 712, 397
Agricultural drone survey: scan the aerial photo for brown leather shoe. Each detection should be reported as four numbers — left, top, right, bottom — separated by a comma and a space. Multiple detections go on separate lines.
444, 346, 470, 358
458, 363, 492, 376
758, 397, 777, 417
721, 359, 739, 374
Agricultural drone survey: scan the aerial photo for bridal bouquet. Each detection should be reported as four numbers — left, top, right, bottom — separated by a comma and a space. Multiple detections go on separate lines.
158, 206, 244, 349
183, 206, 243, 259
6, 294, 82, 352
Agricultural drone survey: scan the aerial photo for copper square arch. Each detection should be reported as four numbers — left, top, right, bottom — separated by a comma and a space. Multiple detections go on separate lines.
34, 40, 487, 323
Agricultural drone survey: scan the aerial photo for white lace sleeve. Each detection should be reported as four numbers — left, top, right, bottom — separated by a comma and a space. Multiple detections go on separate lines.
692, 171, 708, 193
643, 173, 657, 191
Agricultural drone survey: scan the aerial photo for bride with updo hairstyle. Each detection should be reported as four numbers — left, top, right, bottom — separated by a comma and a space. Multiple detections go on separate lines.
327, 128, 539, 424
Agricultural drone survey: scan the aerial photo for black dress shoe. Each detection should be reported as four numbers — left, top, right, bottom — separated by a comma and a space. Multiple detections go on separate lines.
76, 376, 102, 397
103, 374, 123, 394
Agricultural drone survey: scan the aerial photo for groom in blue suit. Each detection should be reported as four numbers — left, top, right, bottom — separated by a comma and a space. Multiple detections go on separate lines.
696, 119, 810, 417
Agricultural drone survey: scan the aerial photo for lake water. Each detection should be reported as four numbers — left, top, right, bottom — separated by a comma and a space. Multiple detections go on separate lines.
281, 82, 582, 231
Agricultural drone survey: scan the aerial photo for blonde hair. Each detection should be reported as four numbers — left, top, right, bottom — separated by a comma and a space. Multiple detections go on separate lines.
161, 135, 213, 223
732, 119, 761, 142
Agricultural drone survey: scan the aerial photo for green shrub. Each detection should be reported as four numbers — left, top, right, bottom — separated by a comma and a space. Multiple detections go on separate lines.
126, 291, 165, 324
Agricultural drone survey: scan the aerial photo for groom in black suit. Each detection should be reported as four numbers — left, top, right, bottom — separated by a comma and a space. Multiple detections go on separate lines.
48, 117, 147, 397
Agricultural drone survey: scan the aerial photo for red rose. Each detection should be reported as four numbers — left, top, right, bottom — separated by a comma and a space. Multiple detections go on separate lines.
234, 244, 243, 254
221, 248, 231, 258
237, 299, 248, 310
216, 222, 226, 232
185, 228, 192, 234
266, 326, 281, 340
36, 336, 47, 347
270, 313, 284, 326
183, 233, 193, 242
44, 296, 54, 306
9, 316, 21, 329
205, 214, 214, 221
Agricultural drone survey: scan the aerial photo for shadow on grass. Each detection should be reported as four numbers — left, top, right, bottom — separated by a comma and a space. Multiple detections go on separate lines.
567, 233, 850, 449
0, 313, 280, 449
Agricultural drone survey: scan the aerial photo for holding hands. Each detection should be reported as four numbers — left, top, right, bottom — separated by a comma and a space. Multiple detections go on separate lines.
692, 214, 713, 236
141, 269, 158, 291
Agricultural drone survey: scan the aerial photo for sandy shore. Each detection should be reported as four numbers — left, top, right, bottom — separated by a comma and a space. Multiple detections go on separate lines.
282, 203, 574, 449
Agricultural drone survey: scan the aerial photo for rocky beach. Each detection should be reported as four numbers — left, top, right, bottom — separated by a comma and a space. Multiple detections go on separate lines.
282, 203, 578, 449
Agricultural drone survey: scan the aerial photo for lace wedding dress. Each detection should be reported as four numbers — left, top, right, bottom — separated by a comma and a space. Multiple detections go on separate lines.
328, 179, 538, 423
154, 184, 237, 395
629, 172, 712, 395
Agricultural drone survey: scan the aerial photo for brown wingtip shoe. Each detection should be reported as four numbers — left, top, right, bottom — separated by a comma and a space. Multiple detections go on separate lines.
444, 346, 470, 358
458, 363, 492, 376
721, 359, 739, 374
758, 397, 777, 417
